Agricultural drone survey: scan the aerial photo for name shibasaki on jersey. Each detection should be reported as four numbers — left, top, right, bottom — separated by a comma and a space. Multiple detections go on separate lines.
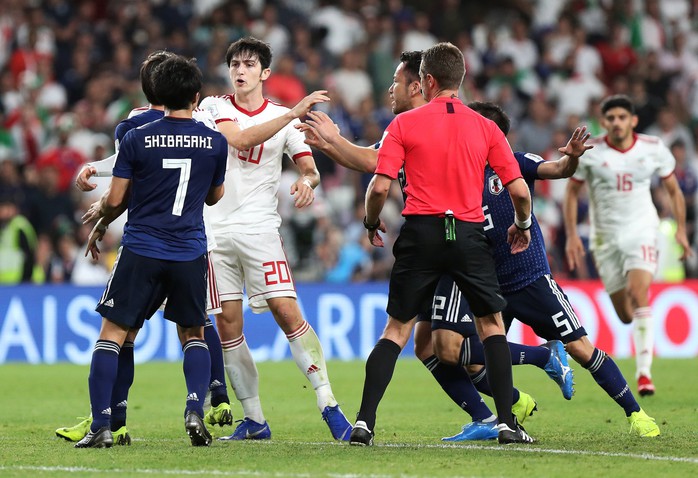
113, 117, 227, 261
483, 151, 550, 293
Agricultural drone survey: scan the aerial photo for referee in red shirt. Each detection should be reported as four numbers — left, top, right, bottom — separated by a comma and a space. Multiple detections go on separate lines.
350, 43, 534, 445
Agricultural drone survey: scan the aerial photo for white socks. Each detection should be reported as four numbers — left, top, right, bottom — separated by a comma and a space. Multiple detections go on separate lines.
287, 321, 337, 411
632, 307, 654, 379
221, 335, 265, 424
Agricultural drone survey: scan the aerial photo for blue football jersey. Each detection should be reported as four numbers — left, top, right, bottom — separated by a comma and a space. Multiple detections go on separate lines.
114, 109, 164, 145
113, 117, 227, 261
482, 151, 550, 293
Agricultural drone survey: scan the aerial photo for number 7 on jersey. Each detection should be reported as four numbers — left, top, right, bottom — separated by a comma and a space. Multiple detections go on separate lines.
163, 158, 191, 216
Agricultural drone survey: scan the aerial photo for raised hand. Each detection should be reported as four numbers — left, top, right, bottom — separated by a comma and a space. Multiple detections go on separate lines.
558, 126, 593, 158
290, 90, 330, 119
75, 165, 98, 191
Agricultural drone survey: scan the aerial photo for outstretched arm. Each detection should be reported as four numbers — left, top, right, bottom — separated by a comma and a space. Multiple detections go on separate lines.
563, 179, 586, 270
217, 90, 330, 151
85, 177, 130, 260
661, 173, 694, 259
296, 111, 378, 173
537, 126, 593, 180
75, 154, 118, 191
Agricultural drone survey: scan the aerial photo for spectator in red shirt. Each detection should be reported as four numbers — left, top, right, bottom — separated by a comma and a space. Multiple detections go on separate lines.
596, 22, 638, 85
350, 42, 534, 446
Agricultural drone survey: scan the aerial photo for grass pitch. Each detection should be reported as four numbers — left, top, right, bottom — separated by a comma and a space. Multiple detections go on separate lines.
0, 357, 696, 477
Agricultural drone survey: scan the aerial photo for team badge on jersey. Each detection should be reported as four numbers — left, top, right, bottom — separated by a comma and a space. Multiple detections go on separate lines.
205, 104, 219, 118
488, 174, 504, 195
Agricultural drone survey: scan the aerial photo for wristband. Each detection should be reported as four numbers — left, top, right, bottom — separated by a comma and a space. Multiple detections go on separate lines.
302, 178, 313, 189
514, 215, 532, 231
363, 216, 380, 231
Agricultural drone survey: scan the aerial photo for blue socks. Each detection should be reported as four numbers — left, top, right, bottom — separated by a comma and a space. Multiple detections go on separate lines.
182, 339, 211, 418
89, 340, 120, 432
203, 319, 229, 407
461, 336, 549, 368
422, 355, 494, 422
584, 348, 640, 416
110, 341, 134, 431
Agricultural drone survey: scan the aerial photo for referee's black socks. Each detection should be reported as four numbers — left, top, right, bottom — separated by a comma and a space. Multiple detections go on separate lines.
356, 338, 402, 431
482, 334, 516, 428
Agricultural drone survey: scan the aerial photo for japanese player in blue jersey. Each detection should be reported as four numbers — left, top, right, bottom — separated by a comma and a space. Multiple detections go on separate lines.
75, 55, 227, 448
435, 101, 659, 438
58, 51, 233, 446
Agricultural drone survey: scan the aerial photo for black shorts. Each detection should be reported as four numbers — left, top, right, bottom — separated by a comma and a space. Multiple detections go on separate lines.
416, 275, 478, 337
96, 246, 208, 329
387, 216, 506, 322
502, 274, 587, 343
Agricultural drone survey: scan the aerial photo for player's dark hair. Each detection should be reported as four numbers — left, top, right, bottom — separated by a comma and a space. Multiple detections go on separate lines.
399, 51, 422, 83
420, 42, 465, 91
467, 101, 511, 135
141, 50, 176, 105
152, 56, 202, 111
601, 94, 636, 115
226, 36, 272, 70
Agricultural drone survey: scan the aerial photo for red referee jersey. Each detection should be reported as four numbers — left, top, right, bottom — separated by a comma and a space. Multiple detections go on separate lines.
376, 97, 521, 222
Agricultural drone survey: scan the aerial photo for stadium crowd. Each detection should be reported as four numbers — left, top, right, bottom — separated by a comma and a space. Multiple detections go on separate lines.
1, 0, 698, 285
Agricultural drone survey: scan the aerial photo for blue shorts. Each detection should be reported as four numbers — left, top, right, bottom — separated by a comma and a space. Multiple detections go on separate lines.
502, 274, 586, 343
96, 246, 208, 329
418, 274, 586, 344
416, 275, 478, 338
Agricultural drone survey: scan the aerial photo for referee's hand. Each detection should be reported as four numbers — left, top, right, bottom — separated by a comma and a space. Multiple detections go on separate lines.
507, 224, 530, 254
367, 220, 387, 247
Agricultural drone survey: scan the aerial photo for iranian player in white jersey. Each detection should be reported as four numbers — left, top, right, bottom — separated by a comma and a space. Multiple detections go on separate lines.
563, 95, 692, 397
199, 36, 352, 442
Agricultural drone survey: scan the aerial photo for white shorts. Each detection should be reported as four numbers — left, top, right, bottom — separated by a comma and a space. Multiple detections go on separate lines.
592, 231, 658, 294
212, 231, 297, 313
160, 253, 222, 315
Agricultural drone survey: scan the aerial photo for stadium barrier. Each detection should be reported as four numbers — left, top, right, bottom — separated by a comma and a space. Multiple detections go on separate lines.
1, 281, 697, 364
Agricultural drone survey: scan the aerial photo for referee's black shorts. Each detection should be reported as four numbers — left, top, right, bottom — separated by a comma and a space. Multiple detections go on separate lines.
387, 216, 506, 322
96, 246, 208, 329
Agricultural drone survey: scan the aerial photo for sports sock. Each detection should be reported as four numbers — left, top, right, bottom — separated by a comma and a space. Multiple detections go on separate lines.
584, 348, 640, 416
470, 367, 520, 404
182, 339, 210, 418
422, 355, 493, 422
203, 319, 229, 406
110, 340, 134, 431
222, 335, 265, 423
88, 340, 120, 432
286, 321, 337, 411
460, 336, 549, 369
356, 338, 402, 431
508, 342, 550, 368
482, 334, 516, 428
632, 307, 653, 378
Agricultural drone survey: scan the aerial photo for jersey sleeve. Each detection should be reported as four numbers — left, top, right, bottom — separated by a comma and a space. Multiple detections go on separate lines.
487, 126, 522, 185
375, 118, 404, 179
200, 96, 238, 126
114, 119, 133, 146
212, 134, 227, 187
192, 108, 219, 131
112, 130, 137, 179
656, 139, 676, 178
516, 152, 544, 181
284, 118, 313, 162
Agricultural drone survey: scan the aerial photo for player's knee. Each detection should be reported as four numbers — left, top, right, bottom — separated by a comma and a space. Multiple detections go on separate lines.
565, 338, 593, 364
433, 340, 460, 366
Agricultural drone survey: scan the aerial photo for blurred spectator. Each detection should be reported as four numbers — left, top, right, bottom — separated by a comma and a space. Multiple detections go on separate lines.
514, 96, 554, 155
249, 4, 290, 60
0, 187, 43, 283
646, 106, 696, 160
310, 0, 366, 57
596, 21, 638, 85
401, 11, 437, 52
35, 113, 86, 192
327, 50, 373, 114
264, 55, 306, 108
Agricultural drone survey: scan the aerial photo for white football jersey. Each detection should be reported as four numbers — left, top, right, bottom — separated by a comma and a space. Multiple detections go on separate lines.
199, 95, 312, 234
572, 134, 675, 246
